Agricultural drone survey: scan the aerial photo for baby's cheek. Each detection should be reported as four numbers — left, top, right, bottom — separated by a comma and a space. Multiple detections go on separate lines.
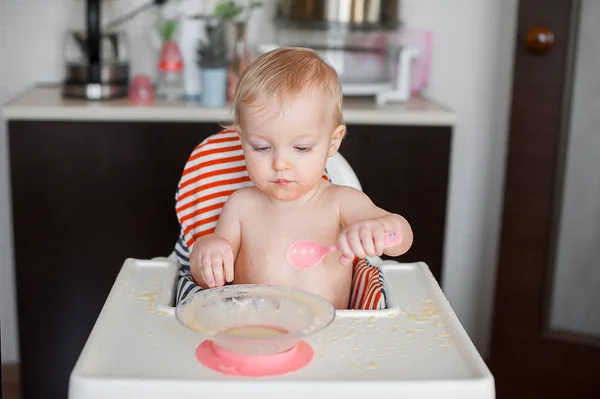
245, 163, 264, 182
304, 158, 326, 177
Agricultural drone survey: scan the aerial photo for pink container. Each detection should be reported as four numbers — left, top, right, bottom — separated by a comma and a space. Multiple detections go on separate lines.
128, 74, 155, 105
398, 27, 433, 94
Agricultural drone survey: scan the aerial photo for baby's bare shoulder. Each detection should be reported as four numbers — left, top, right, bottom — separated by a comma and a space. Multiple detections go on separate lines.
225, 186, 263, 207
323, 183, 370, 203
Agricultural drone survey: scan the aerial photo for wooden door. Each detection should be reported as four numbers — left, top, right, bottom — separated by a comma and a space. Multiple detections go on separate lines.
489, 0, 600, 397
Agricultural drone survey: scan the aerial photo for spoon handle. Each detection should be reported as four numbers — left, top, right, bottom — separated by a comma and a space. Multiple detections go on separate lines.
384, 231, 403, 247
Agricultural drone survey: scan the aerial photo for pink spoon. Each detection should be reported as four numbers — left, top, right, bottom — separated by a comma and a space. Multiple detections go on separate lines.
286, 231, 403, 269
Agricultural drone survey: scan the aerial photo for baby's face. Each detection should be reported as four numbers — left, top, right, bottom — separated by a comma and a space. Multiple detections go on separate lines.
238, 88, 344, 202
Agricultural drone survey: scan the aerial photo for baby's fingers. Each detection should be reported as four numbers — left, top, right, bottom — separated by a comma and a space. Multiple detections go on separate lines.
189, 245, 201, 271
348, 229, 367, 259
222, 248, 234, 283
373, 225, 386, 256
359, 226, 376, 256
210, 253, 225, 287
200, 254, 215, 288
337, 234, 355, 265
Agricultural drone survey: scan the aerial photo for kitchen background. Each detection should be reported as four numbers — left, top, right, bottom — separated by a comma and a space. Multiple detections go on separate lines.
0, 0, 517, 364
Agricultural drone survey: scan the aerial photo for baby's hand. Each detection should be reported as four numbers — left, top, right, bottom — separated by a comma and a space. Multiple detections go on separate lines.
337, 219, 386, 265
190, 235, 234, 288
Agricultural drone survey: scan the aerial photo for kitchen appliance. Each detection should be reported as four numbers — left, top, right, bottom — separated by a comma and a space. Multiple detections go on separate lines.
62, 0, 167, 100
260, 0, 418, 105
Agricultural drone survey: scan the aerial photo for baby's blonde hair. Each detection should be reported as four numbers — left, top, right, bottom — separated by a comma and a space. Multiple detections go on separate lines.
230, 47, 344, 128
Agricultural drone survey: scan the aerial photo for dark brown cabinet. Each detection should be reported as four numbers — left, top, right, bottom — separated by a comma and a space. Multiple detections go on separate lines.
8, 120, 451, 399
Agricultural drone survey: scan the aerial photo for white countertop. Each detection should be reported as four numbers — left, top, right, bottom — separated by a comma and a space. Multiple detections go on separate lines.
2, 86, 456, 126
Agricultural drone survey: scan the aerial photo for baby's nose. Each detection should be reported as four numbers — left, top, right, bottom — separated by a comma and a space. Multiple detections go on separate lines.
272, 153, 291, 171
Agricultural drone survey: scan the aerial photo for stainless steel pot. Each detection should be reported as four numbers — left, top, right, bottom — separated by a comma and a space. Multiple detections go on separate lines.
276, 0, 400, 30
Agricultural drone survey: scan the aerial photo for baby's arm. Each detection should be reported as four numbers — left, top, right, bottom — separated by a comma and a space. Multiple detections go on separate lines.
190, 191, 243, 288
337, 186, 413, 264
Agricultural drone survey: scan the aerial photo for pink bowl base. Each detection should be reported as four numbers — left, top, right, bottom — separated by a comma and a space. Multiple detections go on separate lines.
196, 340, 314, 377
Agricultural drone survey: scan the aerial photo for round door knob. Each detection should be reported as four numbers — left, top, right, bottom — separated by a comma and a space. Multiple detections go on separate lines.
525, 26, 555, 53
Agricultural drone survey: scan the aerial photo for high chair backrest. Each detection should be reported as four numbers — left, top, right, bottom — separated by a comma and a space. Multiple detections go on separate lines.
173, 130, 386, 310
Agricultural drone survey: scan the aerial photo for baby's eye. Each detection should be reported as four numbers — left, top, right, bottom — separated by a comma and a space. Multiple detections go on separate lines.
253, 146, 270, 152
294, 146, 312, 153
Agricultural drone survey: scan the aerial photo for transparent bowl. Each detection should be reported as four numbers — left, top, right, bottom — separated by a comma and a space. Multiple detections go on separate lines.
175, 284, 336, 355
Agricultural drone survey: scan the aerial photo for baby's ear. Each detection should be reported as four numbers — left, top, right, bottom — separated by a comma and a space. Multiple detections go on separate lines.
232, 125, 242, 138
328, 125, 347, 157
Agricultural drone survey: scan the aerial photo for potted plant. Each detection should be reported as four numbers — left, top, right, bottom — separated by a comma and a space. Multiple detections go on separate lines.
196, 19, 230, 107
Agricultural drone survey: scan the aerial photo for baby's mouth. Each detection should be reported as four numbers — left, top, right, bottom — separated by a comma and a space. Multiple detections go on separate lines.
273, 178, 292, 185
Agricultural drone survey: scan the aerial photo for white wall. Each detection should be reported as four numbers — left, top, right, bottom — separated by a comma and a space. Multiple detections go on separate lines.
401, 0, 518, 357
1, 0, 517, 363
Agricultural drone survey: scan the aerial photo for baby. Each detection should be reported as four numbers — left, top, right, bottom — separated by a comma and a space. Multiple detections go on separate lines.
189, 47, 413, 309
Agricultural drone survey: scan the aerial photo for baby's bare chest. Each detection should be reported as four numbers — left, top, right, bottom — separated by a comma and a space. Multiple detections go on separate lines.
241, 204, 341, 254
234, 200, 352, 305
235, 203, 341, 276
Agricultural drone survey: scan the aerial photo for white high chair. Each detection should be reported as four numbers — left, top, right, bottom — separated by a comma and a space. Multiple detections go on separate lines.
69, 143, 494, 399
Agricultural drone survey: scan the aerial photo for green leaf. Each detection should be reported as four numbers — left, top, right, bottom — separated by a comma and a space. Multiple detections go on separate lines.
214, 1, 243, 20
196, 20, 230, 68
213, 0, 263, 21
156, 18, 179, 41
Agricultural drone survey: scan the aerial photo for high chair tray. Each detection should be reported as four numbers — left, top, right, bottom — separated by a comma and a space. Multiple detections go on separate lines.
70, 258, 494, 399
